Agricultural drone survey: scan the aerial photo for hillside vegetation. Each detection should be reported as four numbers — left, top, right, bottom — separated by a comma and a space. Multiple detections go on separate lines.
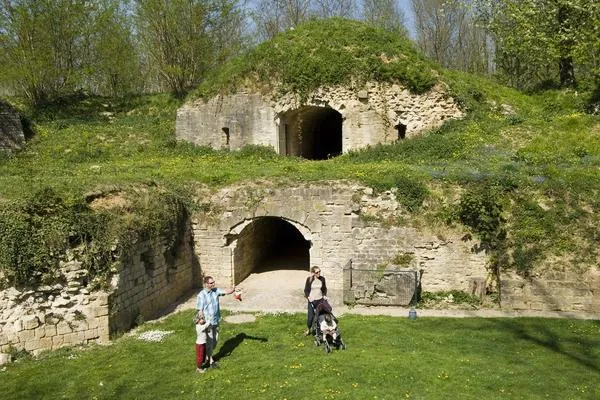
194, 17, 438, 99
0, 19, 599, 291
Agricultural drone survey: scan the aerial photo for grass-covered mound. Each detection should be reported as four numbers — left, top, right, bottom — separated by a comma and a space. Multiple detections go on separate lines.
194, 18, 438, 100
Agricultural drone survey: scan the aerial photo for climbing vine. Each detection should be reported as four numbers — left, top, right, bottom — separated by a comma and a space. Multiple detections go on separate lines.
457, 185, 510, 283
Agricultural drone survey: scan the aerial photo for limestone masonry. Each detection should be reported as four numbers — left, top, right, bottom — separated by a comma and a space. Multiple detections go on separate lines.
176, 82, 464, 158
1, 182, 598, 362
0, 100, 25, 153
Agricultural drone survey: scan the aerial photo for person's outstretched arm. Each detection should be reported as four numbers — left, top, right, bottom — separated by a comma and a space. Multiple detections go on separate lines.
222, 286, 236, 295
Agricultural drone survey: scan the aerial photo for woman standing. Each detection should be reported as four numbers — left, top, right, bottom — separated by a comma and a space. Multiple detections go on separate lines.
304, 266, 327, 335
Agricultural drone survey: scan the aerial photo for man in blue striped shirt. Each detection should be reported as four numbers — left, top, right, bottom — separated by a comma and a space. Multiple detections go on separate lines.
196, 276, 236, 368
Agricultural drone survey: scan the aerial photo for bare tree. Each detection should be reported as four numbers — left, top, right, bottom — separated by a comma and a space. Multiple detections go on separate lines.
313, 0, 356, 18
359, 0, 407, 34
251, 0, 312, 41
285, 0, 311, 26
135, 0, 245, 97
412, 0, 491, 74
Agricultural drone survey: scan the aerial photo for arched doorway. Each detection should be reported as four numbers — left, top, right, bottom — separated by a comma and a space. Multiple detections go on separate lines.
279, 106, 343, 160
231, 217, 311, 284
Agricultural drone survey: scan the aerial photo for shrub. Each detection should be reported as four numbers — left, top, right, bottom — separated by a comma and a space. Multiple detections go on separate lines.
394, 177, 429, 212
0, 188, 87, 287
0, 185, 190, 289
457, 186, 506, 251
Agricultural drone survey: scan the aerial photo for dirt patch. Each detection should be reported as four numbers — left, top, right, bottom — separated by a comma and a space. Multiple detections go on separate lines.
224, 314, 257, 324
88, 192, 129, 210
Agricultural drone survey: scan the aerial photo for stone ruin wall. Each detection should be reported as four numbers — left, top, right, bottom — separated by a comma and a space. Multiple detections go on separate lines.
175, 81, 464, 153
273, 81, 464, 147
0, 262, 110, 360
501, 268, 600, 314
0, 100, 25, 153
0, 223, 197, 362
176, 93, 274, 150
191, 182, 488, 300
3, 182, 599, 362
108, 223, 197, 334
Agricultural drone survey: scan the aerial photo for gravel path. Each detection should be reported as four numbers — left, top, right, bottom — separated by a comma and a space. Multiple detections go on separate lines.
168, 269, 598, 322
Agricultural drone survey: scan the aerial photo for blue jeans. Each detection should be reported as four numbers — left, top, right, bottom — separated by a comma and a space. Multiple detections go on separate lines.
306, 298, 324, 331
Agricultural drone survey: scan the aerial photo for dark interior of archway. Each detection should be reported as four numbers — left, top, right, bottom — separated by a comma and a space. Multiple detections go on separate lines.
245, 217, 310, 272
300, 107, 342, 160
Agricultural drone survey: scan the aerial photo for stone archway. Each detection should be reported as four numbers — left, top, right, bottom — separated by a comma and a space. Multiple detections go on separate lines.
229, 216, 311, 284
279, 106, 343, 160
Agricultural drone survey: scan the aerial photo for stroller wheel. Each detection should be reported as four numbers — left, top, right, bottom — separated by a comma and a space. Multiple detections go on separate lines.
340, 340, 346, 350
314, 339, 320, 346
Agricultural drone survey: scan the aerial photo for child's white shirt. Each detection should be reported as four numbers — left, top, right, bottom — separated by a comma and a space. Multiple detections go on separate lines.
320, 319, 337, 332
195, 321, 211, 344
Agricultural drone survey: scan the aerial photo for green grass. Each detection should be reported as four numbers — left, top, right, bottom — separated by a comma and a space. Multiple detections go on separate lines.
194, 18, 438, 100
1, 311, 599, 399
0, 19, 599, 284
1, 85, 599, 284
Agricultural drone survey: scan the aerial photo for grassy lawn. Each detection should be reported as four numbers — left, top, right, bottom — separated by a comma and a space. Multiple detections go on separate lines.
1, 311, 599, 400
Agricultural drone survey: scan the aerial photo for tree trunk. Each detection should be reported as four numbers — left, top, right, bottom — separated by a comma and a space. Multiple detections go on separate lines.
557, 4, 576, 88
559, 56, 576, 88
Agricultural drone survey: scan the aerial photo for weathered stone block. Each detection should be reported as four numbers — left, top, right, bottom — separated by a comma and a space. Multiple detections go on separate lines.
0, 353, 12, 365
56, 321, 71, 335
0, 100, 25, 153
52, 335, 64, 349
22, 315, 40, 330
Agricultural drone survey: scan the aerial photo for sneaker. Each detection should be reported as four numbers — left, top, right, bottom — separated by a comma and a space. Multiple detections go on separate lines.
304, 329, 310, 336
196, 368, 206, 374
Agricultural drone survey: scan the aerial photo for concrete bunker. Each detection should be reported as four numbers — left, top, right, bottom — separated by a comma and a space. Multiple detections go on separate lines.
229, 216, 311, 284
278, 106, 342, 160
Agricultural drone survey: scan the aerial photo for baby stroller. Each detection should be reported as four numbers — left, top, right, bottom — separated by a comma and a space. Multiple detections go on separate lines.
310, 300, 346, 353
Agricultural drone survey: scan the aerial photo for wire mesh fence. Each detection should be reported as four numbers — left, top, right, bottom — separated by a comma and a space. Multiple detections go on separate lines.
343, 260, 419, 306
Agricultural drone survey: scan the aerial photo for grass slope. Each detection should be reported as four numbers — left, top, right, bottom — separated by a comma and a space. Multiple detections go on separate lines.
1, 311, 599, 399
0, 19, 599, 285
194, 18, 438, 99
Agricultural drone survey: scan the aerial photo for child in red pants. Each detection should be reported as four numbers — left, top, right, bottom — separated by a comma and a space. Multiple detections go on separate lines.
195, 311, 211, 373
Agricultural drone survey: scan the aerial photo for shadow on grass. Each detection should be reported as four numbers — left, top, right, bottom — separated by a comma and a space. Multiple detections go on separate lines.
214, 332, 268, 361
493, 318, 600, 373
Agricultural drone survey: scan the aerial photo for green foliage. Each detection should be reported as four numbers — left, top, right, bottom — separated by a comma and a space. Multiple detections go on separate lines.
360, 172, 429, 212
0, 184, 190, 289
235, 144, 281, 160
394, 176, 429, 212
390, 252, 414, 267
476, 0, 600, 90
458, 185, 506, 252
0, 188, 91, 287
0, 0, 140, 104
194, 18, 438, 100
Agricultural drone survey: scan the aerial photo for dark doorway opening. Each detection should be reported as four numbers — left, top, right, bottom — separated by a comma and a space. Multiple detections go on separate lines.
279, 106, 342, 160
233, 217, 310, 282
395, 123, 407, 140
